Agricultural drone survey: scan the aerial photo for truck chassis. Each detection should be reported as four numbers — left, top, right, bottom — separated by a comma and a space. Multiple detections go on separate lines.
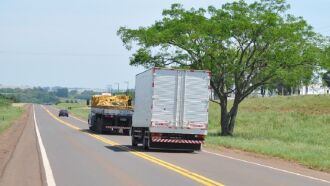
88, 108, 132, 135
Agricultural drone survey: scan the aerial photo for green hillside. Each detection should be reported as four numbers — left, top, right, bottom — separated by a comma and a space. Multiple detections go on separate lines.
207, 95, 330, 172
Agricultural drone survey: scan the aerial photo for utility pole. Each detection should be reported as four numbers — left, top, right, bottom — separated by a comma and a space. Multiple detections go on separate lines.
114, 83, 119, 94
124, 81, 129, 95
107, 84, 112, 94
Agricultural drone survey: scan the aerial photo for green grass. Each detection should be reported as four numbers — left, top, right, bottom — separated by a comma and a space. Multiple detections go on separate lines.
55, 102, 90, 120
55, 95, 330, 172
0, 98, 25, 134
207, 95, 330, 172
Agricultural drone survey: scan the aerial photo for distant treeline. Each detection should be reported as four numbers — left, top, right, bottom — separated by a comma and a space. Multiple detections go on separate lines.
0, 88, 59, 103
0, 94, 16, 106
0, 88, 135, 104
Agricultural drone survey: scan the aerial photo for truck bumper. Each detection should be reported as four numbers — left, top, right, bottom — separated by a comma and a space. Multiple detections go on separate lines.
149, 141, 202, 151
149, 133, 204, 151
102, 126, 131, 134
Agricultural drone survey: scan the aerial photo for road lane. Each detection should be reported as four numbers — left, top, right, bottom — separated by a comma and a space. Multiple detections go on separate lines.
43, 105, 330, 186
40, 105, 224, 186
35, 105, 214, 186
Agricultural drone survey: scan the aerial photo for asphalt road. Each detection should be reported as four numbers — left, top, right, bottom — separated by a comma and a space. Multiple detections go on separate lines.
33, 105, 330, 186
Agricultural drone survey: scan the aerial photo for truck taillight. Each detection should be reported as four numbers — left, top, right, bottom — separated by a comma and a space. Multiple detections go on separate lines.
195, 135, 205, 140
207, 71, 211, 77
151, 133, 162, 138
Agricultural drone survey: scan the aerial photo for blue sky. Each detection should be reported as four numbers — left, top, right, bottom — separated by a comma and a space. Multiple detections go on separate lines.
1, 0, 330, 89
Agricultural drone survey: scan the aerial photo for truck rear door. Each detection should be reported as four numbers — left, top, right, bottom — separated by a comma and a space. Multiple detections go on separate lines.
152, 69, 177, 127
183, 71, 209, 129
152, 69, 209, 129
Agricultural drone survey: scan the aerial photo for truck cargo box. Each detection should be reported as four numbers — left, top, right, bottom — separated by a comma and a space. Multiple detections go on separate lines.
132, 68, 210, 151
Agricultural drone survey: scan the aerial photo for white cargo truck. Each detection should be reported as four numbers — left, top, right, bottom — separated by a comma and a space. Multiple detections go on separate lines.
132, 68, 210, 151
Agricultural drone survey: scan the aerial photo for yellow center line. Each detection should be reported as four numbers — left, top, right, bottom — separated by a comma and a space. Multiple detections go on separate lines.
41, 106, 224, 186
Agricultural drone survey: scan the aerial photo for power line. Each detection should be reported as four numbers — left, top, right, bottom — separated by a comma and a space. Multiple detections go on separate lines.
0, 50, 126, 57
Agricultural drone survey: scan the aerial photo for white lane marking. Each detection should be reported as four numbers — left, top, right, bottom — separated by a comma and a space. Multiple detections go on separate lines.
203, 150, 330, 184
33, 105, 56, 186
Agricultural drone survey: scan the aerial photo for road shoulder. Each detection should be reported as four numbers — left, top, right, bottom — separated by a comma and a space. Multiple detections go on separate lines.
203, 145, 330, 182
0, 105, 45, 186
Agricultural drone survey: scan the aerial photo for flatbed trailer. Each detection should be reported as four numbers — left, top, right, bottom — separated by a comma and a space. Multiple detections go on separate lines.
88, 95, 133, 134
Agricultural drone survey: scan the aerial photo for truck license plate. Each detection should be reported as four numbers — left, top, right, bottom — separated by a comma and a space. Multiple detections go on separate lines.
120, 118, 127, 121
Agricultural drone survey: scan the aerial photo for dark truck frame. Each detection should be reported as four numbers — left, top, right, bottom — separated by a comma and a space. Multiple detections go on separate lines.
88, 108, 132, 135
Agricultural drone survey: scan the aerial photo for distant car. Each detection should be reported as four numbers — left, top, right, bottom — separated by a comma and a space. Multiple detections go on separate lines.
59, 109, 69, 117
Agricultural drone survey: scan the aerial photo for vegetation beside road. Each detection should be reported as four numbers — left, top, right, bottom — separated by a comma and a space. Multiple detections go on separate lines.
207, 95, 330, 172
54, 95, 330, 172
0, 96, 25, 134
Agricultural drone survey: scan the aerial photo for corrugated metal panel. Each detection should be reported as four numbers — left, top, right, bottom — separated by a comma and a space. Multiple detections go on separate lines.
183, 71, 209, 127
152, 70, 177, 127
152, 69, 209, 129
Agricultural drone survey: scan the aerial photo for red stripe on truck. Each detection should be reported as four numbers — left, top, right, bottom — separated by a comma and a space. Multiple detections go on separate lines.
151, 138, 204, 144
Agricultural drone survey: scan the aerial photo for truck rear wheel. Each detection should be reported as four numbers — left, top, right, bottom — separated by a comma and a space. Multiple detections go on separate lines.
89, 126, 95, 131
143, 136, 149, 150
124, 129, 130, 135
197, 144, 202, 151
131, 137, 138, 147
96, 118, 103, 134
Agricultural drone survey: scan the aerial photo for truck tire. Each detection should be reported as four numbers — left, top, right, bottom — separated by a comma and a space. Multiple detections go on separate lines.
196, 144, 202, 151
124, 129, 130, 135
131, 137, 138, 147
143, 136, 149, 150
96, 118, 103, 134
89, 118, 96, 131
89, 126, 94, 131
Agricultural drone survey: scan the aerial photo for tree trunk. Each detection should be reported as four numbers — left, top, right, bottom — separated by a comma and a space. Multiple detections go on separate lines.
260, 86, 265, 97
228, 103, 239, 134
220, 97, 239, 136
220, 98, 229, 136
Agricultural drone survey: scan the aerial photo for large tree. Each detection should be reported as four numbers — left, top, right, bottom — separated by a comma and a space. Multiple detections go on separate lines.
118, 0, 321, 136
321, 46, 330, 88
323, 71, 330, 88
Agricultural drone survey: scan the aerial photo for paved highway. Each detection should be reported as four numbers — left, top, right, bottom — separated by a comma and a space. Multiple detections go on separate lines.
33, 105, 330, 186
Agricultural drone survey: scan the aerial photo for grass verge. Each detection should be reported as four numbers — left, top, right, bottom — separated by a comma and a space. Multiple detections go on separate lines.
0, 98, 25, 134
207, 95, 330, 172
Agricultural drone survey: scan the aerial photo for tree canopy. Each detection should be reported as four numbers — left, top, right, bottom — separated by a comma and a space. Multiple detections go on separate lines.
118, 0, 324, 135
